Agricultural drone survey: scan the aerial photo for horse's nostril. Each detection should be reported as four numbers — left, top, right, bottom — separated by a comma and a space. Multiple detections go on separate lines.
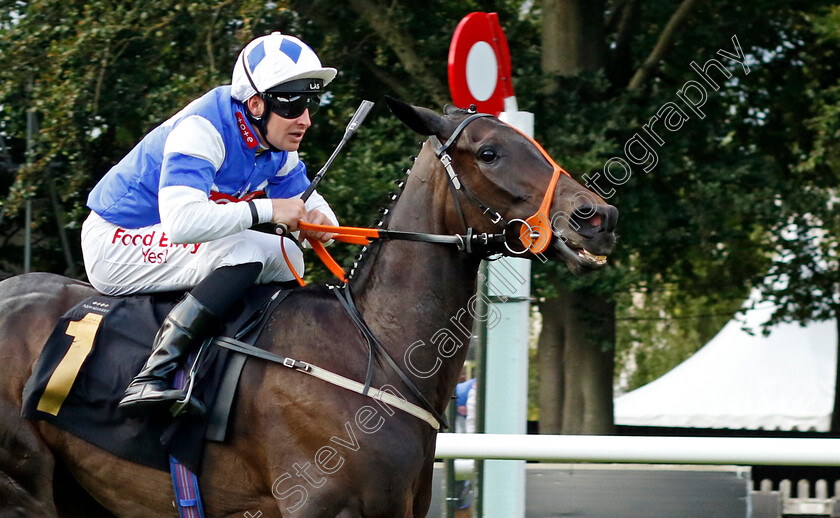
588, 214, 603, 228
603, 206, 618, 232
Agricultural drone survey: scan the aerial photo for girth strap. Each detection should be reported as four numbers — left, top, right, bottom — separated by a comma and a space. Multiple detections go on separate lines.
213, 335, 441, 429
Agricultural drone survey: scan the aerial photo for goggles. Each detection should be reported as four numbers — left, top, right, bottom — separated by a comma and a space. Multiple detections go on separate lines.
263, 93, 321, 119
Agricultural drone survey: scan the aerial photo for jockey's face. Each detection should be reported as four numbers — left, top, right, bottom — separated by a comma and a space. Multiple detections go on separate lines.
246, 95, 312, 152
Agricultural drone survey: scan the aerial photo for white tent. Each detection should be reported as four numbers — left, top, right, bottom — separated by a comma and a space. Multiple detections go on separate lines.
614, 295, 838, 431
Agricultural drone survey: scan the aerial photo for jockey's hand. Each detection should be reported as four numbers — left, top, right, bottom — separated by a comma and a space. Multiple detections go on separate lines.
299, 209, 337, 243
270, 198, 307, 232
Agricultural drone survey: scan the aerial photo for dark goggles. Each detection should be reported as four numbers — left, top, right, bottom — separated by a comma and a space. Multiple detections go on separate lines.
263, 93, 321, 119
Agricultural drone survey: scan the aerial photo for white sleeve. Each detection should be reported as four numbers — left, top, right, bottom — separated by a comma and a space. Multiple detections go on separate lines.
299, 189, 339, 226
163, 115, 225, 169
158, 185, 273, 243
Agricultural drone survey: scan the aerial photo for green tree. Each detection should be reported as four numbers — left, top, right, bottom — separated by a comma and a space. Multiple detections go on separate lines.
0, 0, 287, 273
529, 0, 835, 434
757, 5, 840, 433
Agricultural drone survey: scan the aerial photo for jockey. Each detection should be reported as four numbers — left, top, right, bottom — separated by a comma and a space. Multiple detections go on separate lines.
81, 32, 339, 415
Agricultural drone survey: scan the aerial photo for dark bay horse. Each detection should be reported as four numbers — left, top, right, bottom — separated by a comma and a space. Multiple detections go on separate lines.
0, 99, 617, 517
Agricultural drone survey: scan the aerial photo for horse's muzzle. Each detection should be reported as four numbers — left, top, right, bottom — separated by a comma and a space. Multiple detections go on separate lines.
549, 204, 618, 275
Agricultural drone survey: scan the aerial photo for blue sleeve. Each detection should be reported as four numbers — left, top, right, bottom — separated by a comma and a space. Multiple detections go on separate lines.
455, 379, 475, 406
265, 159, 311, 199
160, 153, 216, 194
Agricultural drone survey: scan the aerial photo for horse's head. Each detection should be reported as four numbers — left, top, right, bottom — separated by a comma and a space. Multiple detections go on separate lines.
386, 97, 618, 275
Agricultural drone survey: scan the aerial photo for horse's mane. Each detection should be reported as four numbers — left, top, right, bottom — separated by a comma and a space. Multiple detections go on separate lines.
346, 146, 418, 283
346, 105, 472, 286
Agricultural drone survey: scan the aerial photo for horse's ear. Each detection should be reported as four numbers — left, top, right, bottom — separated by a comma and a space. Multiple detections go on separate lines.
385, 96, 453, 137
442, 104, 462, 116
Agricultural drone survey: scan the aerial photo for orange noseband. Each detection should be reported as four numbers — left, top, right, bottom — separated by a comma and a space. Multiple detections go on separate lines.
512, 127, 571, 255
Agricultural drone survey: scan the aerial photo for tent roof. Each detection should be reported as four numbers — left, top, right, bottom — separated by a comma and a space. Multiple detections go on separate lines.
614, 295, 837, 431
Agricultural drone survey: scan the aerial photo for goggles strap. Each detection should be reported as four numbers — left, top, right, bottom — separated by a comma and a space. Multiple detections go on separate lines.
239, 53, 282, 152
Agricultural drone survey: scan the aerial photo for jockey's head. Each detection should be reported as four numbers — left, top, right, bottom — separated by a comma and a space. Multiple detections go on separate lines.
231, 32, 336, 152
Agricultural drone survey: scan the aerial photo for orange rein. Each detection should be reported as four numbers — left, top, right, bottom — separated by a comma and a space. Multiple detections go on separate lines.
283, 222, 381, 286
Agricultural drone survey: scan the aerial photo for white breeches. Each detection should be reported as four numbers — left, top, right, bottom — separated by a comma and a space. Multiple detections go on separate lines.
81, 212, 304, 296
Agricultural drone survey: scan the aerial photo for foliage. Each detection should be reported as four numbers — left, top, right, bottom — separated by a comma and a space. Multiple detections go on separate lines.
758, 5, 840, 328
0, 0, 298, 273
524, 1, 839, 384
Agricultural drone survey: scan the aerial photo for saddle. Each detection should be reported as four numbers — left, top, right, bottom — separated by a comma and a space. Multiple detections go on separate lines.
21, 283, 292, 473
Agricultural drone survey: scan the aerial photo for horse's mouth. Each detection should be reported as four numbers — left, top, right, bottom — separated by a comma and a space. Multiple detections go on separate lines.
575, 247, 608, 266
549, 231, 612, 274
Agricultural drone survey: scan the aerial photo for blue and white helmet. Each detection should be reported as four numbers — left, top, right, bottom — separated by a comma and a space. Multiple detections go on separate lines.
231, 32, 337, 101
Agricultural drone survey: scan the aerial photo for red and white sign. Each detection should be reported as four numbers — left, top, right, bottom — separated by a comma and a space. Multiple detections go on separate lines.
448, 12, 514, 116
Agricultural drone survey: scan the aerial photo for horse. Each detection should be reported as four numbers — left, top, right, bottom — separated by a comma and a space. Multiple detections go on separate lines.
0, 98, 617, 517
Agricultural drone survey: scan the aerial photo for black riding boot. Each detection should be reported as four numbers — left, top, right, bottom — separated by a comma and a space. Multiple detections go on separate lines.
118, 293, 217, 416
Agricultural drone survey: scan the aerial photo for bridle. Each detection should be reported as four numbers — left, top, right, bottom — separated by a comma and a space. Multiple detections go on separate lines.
293, 109, 572, 283
427, 110, 571, 256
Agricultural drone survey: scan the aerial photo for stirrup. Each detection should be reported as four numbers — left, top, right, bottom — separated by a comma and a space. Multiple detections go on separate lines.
170, 373, 201, 417
170, 339, 209, 418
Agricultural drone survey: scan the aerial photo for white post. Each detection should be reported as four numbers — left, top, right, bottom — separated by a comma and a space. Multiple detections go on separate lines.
481, 97, 534, 518
437, 434, 840, 466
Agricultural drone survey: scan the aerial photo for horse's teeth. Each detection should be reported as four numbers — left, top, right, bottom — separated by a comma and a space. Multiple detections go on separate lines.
578, 249, 607, 264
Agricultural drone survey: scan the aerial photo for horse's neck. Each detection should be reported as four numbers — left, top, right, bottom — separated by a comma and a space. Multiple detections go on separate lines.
350, 149, 480, 410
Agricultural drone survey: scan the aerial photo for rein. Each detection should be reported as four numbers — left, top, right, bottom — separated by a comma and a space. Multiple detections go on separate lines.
290, 110, 573, 285
291, 224, 506, 284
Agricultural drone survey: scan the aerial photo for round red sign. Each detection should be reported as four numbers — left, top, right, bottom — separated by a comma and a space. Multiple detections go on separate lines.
448, 12, 514, 116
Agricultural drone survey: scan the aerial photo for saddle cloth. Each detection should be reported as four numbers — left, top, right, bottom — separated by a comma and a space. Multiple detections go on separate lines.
21, 284, 288, 473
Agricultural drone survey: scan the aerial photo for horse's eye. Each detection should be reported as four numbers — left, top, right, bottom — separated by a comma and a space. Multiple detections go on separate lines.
478, 147, 497, 163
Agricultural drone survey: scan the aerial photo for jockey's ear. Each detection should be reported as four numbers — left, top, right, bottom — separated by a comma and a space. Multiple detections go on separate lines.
385, 96, 455, 139
246, 95, 266, 118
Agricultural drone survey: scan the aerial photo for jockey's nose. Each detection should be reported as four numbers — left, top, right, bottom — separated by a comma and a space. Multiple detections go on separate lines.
298, 109, 312, 128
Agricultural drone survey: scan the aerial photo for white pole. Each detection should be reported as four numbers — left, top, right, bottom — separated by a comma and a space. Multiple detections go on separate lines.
480, 97, 534, 518
436, 434, 840, 466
